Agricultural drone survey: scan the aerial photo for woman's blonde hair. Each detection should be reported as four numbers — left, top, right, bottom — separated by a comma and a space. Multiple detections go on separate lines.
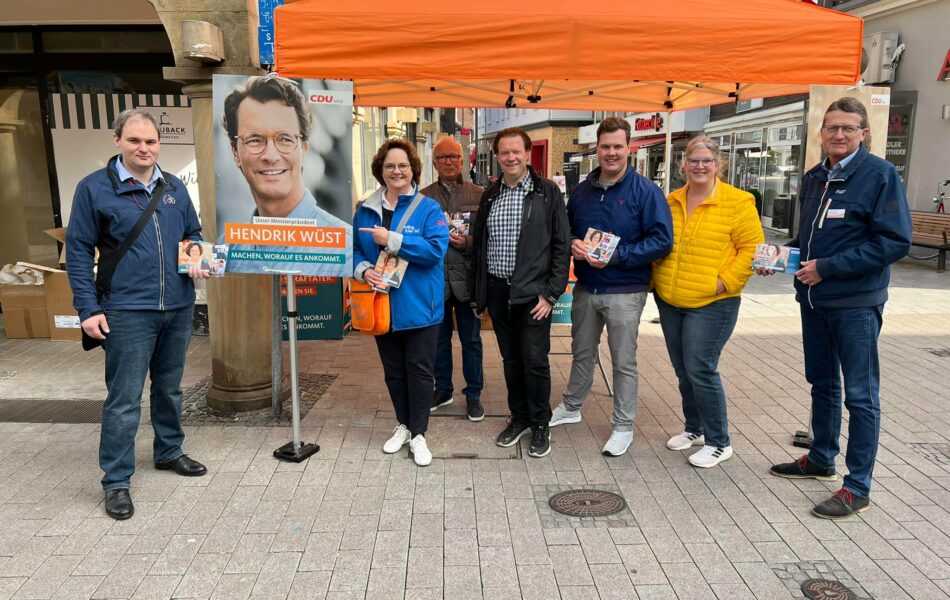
679, 135, 727, 179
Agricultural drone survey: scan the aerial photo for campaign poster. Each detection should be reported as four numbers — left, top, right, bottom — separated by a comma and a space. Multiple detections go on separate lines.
212, 74, 353, 276
551, 260, 577, 324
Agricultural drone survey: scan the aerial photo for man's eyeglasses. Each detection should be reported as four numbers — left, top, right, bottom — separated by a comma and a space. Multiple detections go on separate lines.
235, 133, 303, 155
435, 154, 461, 163
821, 125, 863, 135
384, 163, 412, 173
686, 158, 715, 167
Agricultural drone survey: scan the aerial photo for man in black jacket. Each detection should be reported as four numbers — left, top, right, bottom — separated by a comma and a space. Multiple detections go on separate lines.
470, 127, 571, 457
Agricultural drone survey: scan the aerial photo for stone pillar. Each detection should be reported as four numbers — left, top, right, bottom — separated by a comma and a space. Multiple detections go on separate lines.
150, 0, 289, 411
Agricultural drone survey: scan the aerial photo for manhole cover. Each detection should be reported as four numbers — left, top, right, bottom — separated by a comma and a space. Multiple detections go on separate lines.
801, 579, 858, 600
548, 489, 626, 517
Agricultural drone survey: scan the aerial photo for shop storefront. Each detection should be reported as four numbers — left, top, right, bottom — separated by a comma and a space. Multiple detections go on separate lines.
575, 109, 708, 192
705, 101, 805, 231
0, 26, 183, 266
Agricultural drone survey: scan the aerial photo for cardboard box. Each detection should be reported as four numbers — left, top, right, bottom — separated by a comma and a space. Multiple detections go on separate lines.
44, 271, 82, 341
43, 227, 97, 265
0, 284, 49, 339
44, 228, 68, 264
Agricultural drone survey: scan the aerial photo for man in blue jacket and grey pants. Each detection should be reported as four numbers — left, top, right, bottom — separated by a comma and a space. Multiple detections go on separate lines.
67, 109, 210, 520
548, 117, 673, 456
767, 97, 911, 519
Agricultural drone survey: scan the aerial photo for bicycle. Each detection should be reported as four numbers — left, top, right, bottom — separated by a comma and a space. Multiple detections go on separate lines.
935, 179, 949, 213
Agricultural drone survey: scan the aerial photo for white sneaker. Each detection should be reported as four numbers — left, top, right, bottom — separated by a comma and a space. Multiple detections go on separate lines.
549, 403, 582, 427
667, 432, 705, 451
602, 430, 634, 456
409, 435, 432, 466
688, 445, 733, 468
383, 424, 411, 454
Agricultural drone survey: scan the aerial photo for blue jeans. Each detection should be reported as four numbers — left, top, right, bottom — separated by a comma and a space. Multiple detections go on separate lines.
801, 303, 883, 498
433, 296, 483, 401
655, 295, 740, 448
100, 307, 193, 491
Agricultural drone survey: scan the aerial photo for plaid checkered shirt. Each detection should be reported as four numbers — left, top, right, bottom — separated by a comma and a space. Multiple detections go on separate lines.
487, 172, 533, 278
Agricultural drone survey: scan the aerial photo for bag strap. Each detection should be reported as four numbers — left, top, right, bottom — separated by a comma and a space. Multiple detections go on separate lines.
393, 192, 423, 234
95, 177, 169, 298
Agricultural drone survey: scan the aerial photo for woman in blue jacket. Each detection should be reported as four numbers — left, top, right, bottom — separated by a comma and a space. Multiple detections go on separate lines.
353, 139, 448, 466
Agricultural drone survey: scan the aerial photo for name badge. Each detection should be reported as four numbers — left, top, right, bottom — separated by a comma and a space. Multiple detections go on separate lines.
826, 209, 846, 219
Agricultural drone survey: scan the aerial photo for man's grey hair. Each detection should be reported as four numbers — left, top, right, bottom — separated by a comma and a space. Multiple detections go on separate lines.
113, 109, 160, 139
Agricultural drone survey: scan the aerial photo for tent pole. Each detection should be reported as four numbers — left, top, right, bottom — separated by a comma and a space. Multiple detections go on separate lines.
662, 111, 672, 195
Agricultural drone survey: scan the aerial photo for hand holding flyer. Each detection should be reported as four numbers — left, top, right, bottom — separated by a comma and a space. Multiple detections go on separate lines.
179, 241, 228, 276
374, 251, 408, 291
752, 243, 800, 273
583, 228, 620, 264
446, 211, 471, 237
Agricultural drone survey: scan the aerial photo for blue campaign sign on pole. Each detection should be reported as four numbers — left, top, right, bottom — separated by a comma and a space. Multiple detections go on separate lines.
257, 0, 284, 65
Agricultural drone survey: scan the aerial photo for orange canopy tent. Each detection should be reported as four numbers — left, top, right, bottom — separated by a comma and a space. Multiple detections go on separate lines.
273, 0, 863, 111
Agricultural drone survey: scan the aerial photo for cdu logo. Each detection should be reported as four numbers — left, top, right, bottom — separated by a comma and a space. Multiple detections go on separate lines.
163, 194, 176, 205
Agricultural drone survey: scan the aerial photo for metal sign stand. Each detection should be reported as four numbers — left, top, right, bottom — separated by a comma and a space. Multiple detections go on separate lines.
793, 405, 813, 449
273, 274, 320, 462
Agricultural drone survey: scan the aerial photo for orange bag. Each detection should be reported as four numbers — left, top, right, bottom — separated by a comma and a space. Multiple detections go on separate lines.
350, 279, 391, 335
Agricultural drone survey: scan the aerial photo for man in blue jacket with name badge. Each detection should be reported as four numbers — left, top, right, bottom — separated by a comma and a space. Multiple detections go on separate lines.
548, 117, 673, 456
767, 98, 911, 519
67, 109, 211, 520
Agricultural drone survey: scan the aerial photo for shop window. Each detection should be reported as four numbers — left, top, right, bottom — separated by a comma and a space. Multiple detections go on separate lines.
41, 30, 172, 54
762, 145, 801, 229
0, 78, 58, 266
0, 31, 33, 54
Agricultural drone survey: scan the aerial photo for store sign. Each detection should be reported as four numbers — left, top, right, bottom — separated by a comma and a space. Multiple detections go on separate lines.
634, 114, 664, 132
157, 107, 194, 145
939, 48, 950, 81
886, 103, 913, 183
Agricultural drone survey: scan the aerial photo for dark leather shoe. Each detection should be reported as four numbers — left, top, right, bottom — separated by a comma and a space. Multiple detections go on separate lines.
155, 454, 207, 477
104, 489, 134, 520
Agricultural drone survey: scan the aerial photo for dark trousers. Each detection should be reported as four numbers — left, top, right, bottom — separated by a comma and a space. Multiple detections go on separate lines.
434, 296, 484, 401
486, 277, 553, 427
375, 325, 439, 437
801, 303, 883, 498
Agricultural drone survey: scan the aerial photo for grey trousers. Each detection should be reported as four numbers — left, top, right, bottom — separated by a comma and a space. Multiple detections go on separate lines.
562, 289, 646, 432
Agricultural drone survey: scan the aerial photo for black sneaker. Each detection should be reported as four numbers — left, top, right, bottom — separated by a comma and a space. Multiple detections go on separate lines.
769, 455, 837, 481
496, 420, 530, 447
431, 390, 453, 412
812, 488, 870, 519
466, 398, 485, 422
528, 425, 551, 458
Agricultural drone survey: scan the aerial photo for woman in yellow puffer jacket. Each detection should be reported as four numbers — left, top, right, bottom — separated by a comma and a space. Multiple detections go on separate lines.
652, 136, 764, 469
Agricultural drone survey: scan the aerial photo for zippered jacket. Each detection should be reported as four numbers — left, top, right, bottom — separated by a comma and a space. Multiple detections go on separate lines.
67, 155, 202, 322
420, 178, 482, 303
568, 166, 673, 293
353, 187, 449, 331
791, 145, 911, 309
652, 180, 763, 308
470, 166, 571, 310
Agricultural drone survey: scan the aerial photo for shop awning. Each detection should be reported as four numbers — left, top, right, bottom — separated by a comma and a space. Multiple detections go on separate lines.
273, 0, 862, 111
629, 136, 667, 152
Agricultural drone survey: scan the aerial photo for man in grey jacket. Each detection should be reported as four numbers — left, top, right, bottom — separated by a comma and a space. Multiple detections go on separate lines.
421, 136, 485, 421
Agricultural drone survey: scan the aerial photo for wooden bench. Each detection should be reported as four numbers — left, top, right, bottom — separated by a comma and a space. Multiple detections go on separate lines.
909, 211, 950, 272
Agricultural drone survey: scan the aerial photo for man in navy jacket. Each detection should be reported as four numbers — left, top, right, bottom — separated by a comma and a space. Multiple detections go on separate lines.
548, 117, 673, 456
67, 109, 210, 520
768, 97, 911, 519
